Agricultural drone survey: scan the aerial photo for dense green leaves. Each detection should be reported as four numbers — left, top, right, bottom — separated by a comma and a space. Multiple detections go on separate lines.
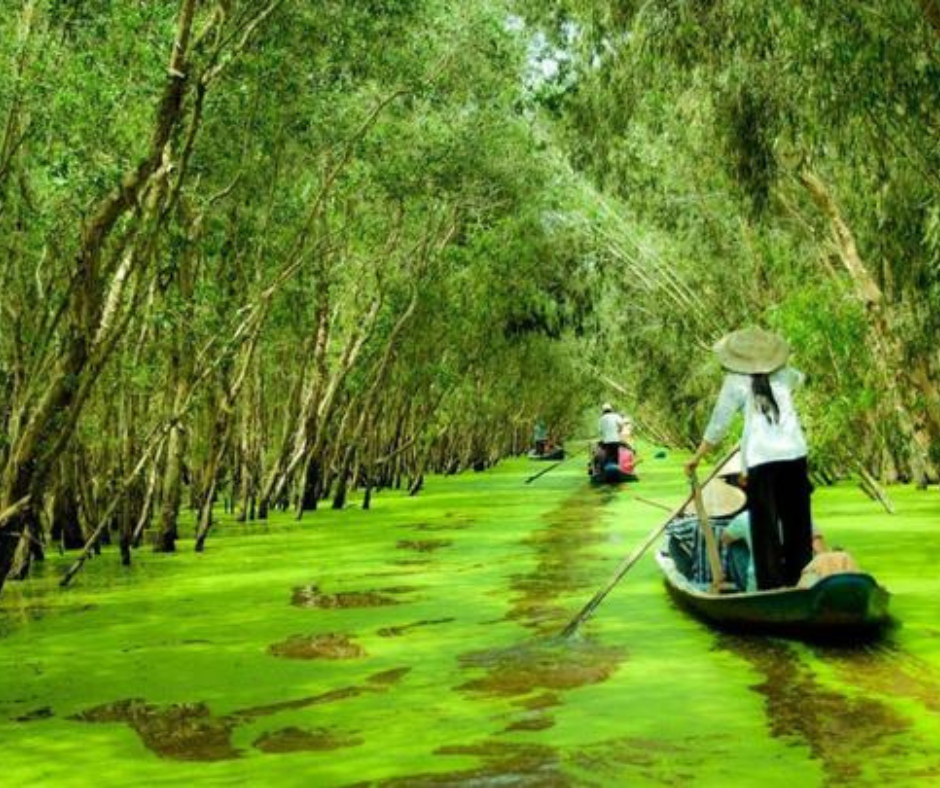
0, 0, 603, 586
522, 0, 940, 479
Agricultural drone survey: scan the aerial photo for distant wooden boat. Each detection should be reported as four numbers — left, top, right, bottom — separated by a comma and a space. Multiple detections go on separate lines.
527, 447, 566, 461
656, 551, 890, 636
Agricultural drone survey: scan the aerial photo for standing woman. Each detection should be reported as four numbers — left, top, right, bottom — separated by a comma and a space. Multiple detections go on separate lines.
598, 403, 625, 466
684, 328, 812, 589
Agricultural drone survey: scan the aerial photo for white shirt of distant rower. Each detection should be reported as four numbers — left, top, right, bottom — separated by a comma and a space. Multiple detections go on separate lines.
598, 412, 625, 443
703, 367, 808, 470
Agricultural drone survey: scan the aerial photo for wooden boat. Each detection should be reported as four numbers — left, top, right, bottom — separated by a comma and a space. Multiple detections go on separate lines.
527, 447, 566, 461
655, 550, 890, 636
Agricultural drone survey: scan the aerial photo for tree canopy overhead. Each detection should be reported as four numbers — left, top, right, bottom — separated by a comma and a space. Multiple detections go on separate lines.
523, 0, 940, 482
1, 0, 939, 593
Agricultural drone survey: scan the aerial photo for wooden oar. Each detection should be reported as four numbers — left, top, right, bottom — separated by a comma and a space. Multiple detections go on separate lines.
560, 447, 739, 638
623, 491, 672, 513
524, 440, 590, 484
525, 458, 569, 484
690, 470, 724, 593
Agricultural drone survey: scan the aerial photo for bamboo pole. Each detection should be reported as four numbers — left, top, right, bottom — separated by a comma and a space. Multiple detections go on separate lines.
690, 471, 723, 593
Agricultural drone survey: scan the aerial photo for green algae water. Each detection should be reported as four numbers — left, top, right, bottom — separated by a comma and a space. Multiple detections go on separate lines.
2, 451, 940, 786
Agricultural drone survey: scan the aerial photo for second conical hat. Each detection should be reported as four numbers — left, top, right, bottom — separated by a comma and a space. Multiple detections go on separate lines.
700, 479, 747, 518
716, 453, 743, 478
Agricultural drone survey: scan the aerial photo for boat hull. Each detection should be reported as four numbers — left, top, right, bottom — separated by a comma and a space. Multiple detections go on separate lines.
528, 448, 566, 461
656, 552, 890, 636
590, 465, 637, 484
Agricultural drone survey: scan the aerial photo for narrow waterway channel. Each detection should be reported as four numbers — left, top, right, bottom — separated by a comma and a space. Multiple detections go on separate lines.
1, 452, 940, 786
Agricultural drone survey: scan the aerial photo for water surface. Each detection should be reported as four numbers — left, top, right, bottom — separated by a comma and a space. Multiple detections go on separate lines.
2, 452, 939, 785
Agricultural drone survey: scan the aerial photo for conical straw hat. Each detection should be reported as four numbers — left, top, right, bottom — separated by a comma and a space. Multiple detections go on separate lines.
700, 479, 747, 518
713, 328, 789, 374
716, 453, 743, 478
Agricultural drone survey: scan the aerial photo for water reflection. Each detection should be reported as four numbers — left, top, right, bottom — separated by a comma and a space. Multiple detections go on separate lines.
70, 668, 412, 762
717, 634, 940, 783
458, 486, 625, 695
815, 640, 940, 716
269, 632, 366, 660
374, 741, 567, 787
254, 726, 363, 753
458, 637, 622, 697
440, 485, 627, 780
506, 486, 616, 637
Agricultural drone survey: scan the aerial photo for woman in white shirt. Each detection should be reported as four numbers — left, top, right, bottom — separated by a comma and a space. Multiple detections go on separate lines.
598, 403, 625, 466
684, 328, 812, 590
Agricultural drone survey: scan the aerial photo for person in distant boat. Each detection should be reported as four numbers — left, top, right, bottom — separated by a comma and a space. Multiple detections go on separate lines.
598, 403, 625, 467
620, 416, 635, 447
533, 418, 548, 456
684, 328, 812, 590
618, 443, 637, 476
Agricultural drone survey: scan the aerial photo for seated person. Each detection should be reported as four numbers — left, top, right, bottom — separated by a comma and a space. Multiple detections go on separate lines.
667, 480, 746, 587
720, 510, 755, 592
666, 515, 699, 579
533, 419, 548, 455
618, 444, 637, 475
588, 442, 605, 476
797, 544, 860, 588
620, 418, 635, 446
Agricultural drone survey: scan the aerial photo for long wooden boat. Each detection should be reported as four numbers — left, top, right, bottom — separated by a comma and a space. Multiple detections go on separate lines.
655, 550, 891, 636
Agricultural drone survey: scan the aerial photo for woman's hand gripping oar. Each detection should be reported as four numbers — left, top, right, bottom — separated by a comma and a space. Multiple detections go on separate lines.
559, 447, 739, 638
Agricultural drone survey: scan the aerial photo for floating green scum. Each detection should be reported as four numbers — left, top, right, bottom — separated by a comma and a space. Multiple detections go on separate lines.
2, 453, 940, 786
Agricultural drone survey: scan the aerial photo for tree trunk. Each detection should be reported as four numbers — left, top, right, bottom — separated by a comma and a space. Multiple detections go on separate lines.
799, 169, 937, 484
155, 424, 183, 553
0, 0, 199, 595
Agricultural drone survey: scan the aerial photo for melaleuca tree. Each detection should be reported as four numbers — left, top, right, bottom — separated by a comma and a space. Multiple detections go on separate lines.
519, 0, 940, 483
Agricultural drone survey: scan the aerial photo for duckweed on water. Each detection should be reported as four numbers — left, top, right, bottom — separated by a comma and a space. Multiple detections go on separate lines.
2, 454, 940, 785
269, 633, 366, 660
290, 585, 411, 609
253, 726, 364, 753
376, 618, 455, 638
396, 539, 453, 553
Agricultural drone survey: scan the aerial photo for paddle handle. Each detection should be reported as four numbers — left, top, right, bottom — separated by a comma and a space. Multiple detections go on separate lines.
560, 446, 739, 637
525, 460, 565, 484
690, 471, 724, 593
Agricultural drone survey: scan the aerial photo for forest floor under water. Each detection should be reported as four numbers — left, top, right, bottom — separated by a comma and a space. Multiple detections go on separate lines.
2, 448, 940, 786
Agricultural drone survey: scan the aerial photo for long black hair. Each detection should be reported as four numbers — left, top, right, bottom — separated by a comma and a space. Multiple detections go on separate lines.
751, 373, 780, 424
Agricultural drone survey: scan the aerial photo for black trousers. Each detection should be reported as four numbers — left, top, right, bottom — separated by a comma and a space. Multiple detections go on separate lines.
747, 456, 813, 589
600, 442, 620, 465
